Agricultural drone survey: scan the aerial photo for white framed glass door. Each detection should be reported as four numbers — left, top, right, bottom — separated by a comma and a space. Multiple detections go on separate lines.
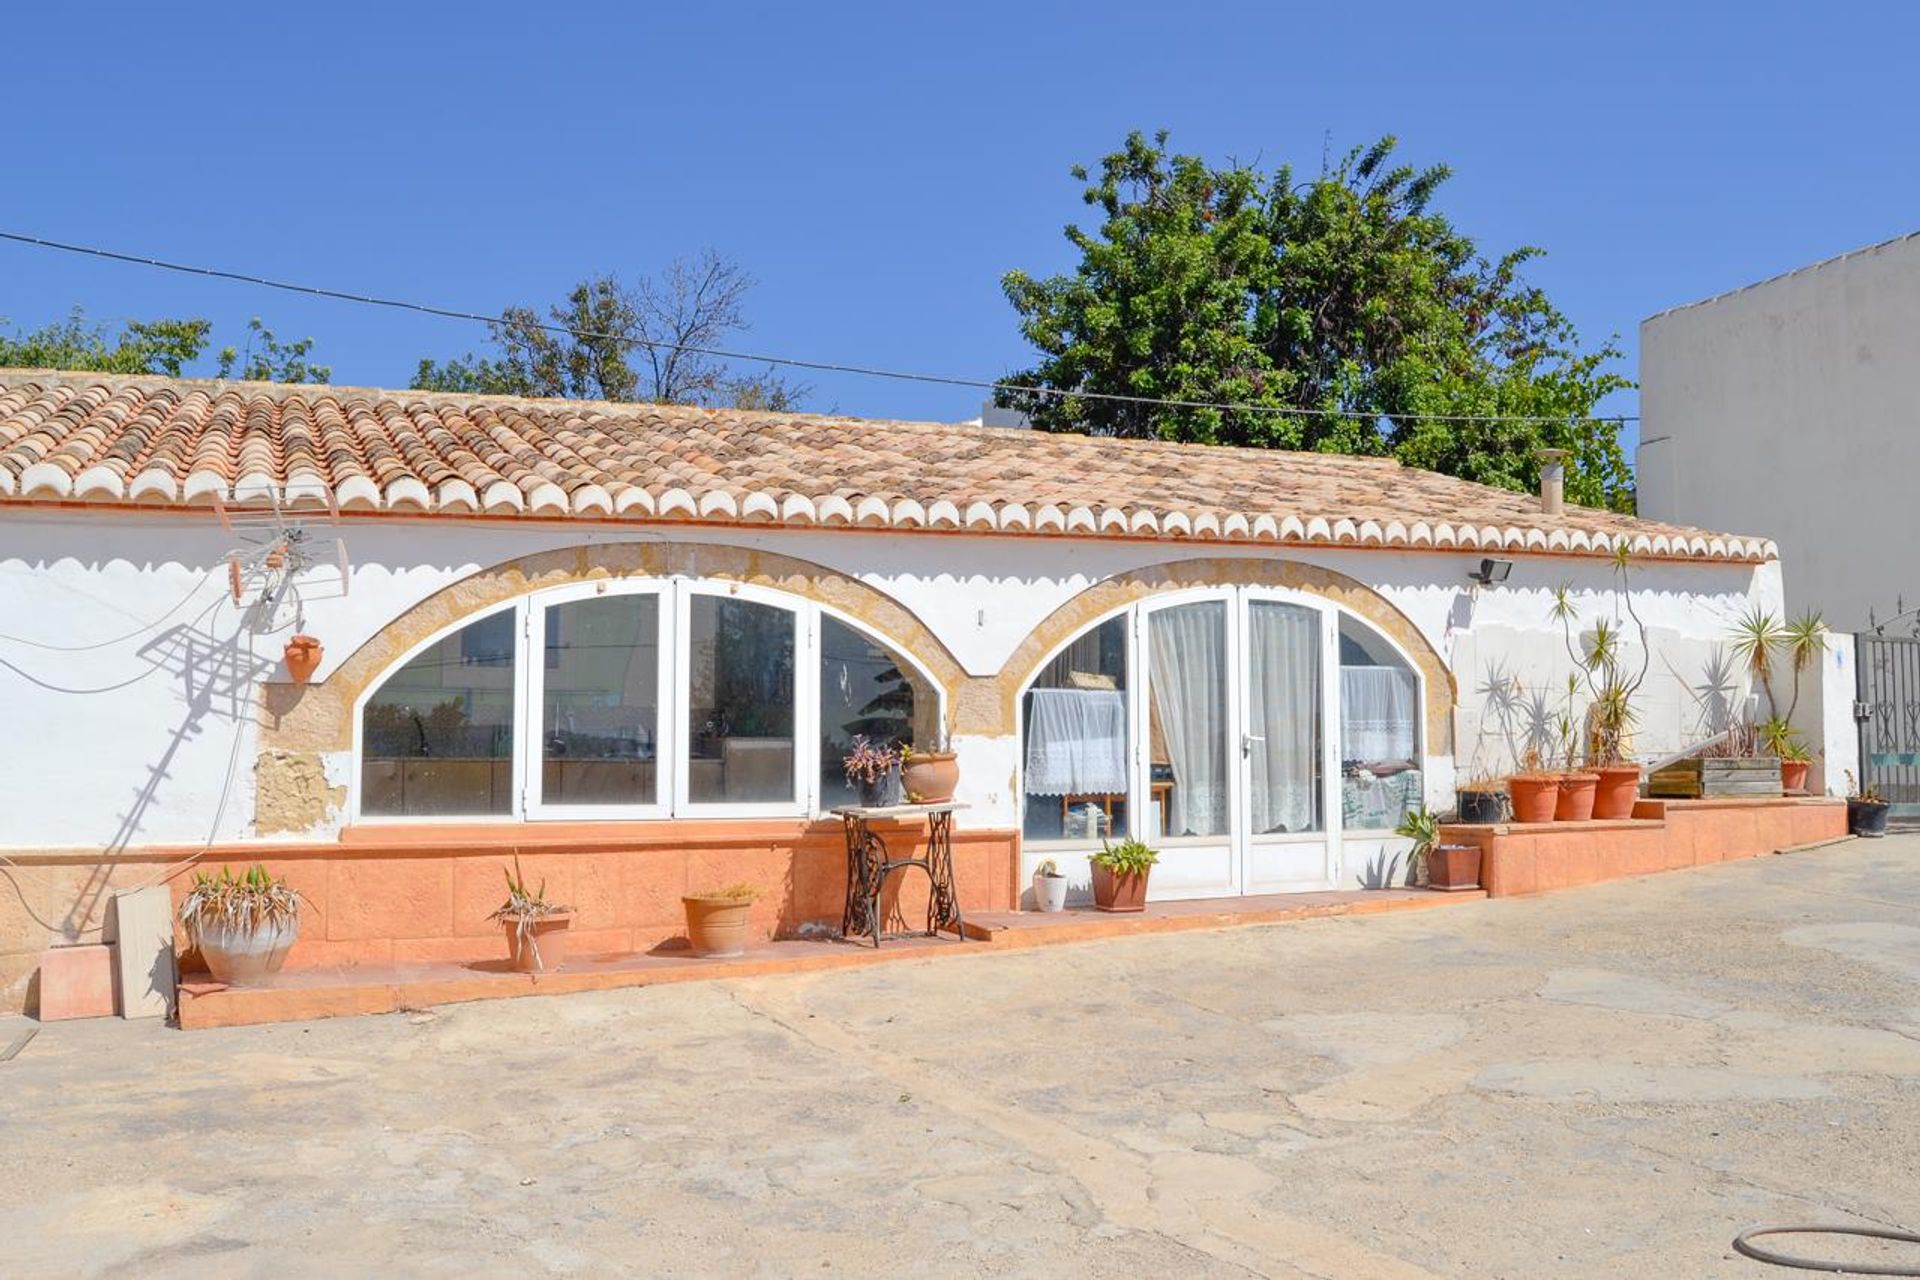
1137, 594, 1239, 898
1241, 595, 1337, 892
1132, 588, 1340, 900
523, 583, 673, 819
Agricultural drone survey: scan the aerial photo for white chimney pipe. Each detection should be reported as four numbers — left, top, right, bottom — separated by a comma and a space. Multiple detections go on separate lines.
1537, 449, 1567, 517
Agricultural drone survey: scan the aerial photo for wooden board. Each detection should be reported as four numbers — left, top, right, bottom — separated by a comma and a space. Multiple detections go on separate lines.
1647, 757, 1783, 799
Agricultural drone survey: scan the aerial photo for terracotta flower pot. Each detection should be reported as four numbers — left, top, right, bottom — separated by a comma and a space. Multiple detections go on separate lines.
1508, 774, 1561, 824
683, 896, 754, 957
194, 916, 298, 985
1427, 844, 1482, 892
1591, 765, 1643, 820
500, 911, 573, 972
1555, 772, 1599, 821
1090, 863, 1149, 912
283, 633, 323, 683
901, 752, 959, 804
1780, 760, 1811, 794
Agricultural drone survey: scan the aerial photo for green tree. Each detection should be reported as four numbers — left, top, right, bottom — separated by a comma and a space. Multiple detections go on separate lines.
414, 251, 806, 410
1, 308, 329, 383
0, 309, 211, 376
998, 132, 1634, 511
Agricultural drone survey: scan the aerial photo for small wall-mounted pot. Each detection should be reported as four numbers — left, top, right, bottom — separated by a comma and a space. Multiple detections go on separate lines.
283, 634, 323, 683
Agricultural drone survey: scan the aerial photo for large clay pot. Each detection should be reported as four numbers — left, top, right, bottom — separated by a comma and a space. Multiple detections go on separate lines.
1090, 863, 1149, 912
901, 752, 959, 804
1591, 765, 1643, 820
1427, 844, 1482, 892
1032, 871, 1068, 913
1780, 760, 1811, 794
1508, 775, 1561, 824
1555, 773, 1599, 821
283, 633, 323, 683
501, 911, 573, 972
683, 896, 753, 956
195, 916, 298, 985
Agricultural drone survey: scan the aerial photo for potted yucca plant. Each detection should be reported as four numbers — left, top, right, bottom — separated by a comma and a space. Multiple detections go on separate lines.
489, 857, 574, 972
178, 863, 302, 984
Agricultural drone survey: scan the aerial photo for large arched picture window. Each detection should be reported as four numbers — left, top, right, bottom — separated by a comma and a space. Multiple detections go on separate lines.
1017, 589, 1424, 901
356, 581, 937, 821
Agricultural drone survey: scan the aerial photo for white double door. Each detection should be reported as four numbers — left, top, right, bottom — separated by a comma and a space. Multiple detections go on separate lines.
1134, 588, 1339, 899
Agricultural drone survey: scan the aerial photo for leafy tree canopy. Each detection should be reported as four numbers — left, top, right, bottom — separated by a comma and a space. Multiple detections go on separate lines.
414, 251, 806, 411
997, 132, 1634, 511
0, 308, 329, 383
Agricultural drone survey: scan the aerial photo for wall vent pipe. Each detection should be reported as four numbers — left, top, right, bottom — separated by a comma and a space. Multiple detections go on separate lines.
1537, 449, 1567, 517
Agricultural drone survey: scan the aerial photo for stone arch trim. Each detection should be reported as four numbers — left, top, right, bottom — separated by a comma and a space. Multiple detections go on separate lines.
259, 540, 969, 756
964, 556, 1455, 751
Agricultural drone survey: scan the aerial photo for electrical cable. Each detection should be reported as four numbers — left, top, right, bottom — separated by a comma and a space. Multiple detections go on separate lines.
0, 564, 218, 651
0, 228, 1637, 428
1733, 1224, 1920, 1275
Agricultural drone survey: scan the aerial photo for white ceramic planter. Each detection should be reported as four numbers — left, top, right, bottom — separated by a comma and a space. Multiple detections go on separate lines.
194, 916, 298, 985
1032, 872, 1068, 913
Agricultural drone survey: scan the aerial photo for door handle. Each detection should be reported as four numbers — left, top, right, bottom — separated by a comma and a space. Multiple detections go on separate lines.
1242, 733, 1265, 757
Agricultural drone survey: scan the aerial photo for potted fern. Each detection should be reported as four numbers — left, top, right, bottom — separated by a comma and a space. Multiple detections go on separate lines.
1089, 837, 1157, 912
489, 857, 574, 972
178, 863, 302, 984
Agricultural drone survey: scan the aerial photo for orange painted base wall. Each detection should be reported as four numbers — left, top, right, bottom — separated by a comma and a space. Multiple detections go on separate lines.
166, 820, 1021, 971
1443, 798, 1846, 898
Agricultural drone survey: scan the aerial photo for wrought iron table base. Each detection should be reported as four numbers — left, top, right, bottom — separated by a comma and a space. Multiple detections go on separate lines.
838, 806, 965, 946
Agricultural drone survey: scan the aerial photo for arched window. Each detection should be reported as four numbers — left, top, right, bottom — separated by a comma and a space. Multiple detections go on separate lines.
360, 607, 518, 816
355, 581, 938, 821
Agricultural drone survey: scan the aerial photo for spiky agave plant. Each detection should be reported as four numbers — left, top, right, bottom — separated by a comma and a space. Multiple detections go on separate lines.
1729, 606, 1787, 719
178, 864, 301, 945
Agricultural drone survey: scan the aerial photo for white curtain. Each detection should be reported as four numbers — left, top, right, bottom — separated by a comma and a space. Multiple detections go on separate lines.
1148, 603, 1229, 837
1341, 666, 1417, 763
1024, 688, 1129, 795
1249, 603, 1321, 834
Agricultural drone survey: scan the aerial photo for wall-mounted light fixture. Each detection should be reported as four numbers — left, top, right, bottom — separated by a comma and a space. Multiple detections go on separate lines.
1467, 557, 1513, 586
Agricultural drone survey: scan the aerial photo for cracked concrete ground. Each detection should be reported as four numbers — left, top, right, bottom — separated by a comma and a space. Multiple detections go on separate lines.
6, 837, 1920, 1278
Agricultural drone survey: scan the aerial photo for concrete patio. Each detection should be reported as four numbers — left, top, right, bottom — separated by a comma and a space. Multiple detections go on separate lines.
5, 836, 1920, 1277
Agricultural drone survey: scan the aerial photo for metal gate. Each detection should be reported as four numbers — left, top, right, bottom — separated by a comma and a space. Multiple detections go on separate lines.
1857, 633, 1920, 816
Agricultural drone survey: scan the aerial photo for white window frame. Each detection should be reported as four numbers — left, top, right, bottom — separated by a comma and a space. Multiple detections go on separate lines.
349, 577, 941, 825
523, 580, 676, 821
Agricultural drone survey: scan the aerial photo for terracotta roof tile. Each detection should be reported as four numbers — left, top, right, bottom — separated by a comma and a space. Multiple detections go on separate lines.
0, 368, 1776, 562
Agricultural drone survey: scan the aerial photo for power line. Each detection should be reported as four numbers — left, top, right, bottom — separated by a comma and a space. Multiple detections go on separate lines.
0, 228, 1639, 427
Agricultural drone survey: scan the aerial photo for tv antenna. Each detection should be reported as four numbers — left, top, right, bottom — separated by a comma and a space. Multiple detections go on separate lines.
213, 489, 351, 631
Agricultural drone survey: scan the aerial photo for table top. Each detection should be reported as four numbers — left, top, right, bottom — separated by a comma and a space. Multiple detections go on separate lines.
830, 802, 970, 818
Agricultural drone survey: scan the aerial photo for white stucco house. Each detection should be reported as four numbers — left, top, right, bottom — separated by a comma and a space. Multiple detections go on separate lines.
0, 368, 1801, 1012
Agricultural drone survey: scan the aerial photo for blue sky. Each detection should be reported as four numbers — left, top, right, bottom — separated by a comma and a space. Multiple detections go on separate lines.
5, 2, 1918, 454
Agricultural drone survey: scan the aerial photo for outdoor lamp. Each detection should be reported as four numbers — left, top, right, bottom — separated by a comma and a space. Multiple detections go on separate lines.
1468, 557, 1513, 586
